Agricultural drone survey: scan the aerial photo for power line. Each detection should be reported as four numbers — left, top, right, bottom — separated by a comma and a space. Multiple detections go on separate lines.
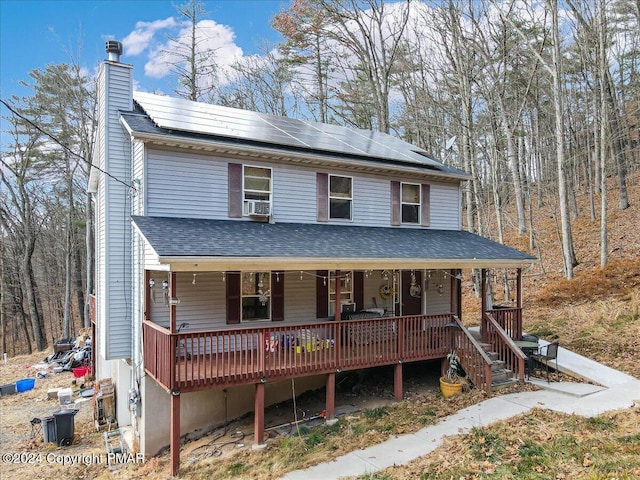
0, 98, 136, 191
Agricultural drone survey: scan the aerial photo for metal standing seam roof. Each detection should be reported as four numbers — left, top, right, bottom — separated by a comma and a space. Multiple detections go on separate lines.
131, 216, 537, 270
126, 92, 469, 179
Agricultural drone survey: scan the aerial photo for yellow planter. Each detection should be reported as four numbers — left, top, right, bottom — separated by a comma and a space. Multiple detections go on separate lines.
439, 377, 463, 397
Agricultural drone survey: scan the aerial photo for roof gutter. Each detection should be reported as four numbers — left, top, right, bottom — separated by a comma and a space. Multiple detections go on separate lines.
156, 256, 537, 272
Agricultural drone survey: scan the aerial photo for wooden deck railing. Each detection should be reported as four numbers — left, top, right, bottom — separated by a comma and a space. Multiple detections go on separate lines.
485, 307, 522, 341
483, 313, 527, 380
143, 314, 457, 393
451, 315, 494, 392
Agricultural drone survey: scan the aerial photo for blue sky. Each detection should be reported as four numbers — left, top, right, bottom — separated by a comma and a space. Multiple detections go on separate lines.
0, 0, 285, 100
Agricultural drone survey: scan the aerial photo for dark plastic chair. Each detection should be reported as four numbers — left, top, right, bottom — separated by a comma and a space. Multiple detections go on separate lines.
531, 341, 559, 383
30, 417, 42, 439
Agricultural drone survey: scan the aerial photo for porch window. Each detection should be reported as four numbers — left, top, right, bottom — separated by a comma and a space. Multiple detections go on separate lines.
329, 175, 352, 220
401, 183, 420, 224
241, 272, 271, 321
329, 271, 354, 314
243, 166, 272, 216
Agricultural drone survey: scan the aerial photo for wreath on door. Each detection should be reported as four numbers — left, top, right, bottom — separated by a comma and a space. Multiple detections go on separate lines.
379, 284, 394, 299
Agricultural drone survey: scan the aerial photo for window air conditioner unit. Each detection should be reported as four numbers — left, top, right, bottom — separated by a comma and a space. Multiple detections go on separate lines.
244, 200, 271, 216
342, 302, 357, 313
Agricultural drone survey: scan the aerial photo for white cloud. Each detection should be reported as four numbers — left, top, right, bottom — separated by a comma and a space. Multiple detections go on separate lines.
153, 19, 241, 82
122, 17, 177, 56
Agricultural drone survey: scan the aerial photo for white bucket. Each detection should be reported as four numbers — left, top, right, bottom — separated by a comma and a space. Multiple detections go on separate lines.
57, 388, 72, 406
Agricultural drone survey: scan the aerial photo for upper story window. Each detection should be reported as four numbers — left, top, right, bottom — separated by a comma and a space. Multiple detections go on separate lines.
401, 183, 420, 224
241, 272, 271, 321
329, 175, 352, 220
391, 181, 430, 227
243, 166, 272, 216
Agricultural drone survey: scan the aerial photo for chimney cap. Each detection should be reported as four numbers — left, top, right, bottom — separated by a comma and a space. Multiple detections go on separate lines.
105, 40, 123, 61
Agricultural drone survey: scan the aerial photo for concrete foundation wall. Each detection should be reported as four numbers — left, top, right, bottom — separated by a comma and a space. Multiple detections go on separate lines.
140, 375, 326, 457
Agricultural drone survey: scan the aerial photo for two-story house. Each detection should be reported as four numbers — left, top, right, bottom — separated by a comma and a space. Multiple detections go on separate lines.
89, 41, 535, 475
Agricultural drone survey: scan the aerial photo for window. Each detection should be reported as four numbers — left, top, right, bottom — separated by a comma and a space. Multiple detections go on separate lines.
241, 272, 271, 321
243, 166, 272, 216
401, 183, 420, 224
329, 271, 354, 315
329, 175, 352, 220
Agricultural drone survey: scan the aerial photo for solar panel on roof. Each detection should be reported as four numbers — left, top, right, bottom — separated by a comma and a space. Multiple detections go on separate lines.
133, 91, 444, 168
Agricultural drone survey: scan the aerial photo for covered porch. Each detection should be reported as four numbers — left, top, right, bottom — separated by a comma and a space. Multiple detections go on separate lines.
131, 217, 536, 475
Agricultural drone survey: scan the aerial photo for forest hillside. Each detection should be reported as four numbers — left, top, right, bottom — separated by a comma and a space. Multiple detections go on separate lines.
503, 171, 639, 376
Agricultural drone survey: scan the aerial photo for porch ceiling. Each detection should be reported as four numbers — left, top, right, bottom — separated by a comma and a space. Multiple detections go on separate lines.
132, 216, 537, 272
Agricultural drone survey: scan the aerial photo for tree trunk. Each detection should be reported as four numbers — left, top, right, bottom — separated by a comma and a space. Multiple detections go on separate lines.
599, 0, 608, 268
549, 0, 577, 279
21, 238, 46, 351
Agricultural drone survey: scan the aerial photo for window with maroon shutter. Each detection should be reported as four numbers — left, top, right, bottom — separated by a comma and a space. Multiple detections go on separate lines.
317, 173, 328, 222
329, 175, 352, 220
241, 272, 271, 321
392, 181, 431, 226
401, 183, 421, 224
329, 271, 354, 315
243, 166, 272, 216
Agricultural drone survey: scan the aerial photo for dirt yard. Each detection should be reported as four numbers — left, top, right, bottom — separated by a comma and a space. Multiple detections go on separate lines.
0, 353, 444, 480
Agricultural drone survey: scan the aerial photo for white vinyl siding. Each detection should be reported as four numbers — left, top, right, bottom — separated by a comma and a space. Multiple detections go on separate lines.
283, 272, 316, 320
144, 147, 461, 229
147, 149, 227, 219
429, 183, 460, 230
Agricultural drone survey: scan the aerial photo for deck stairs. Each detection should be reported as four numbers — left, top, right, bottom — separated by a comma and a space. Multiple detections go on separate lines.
468, 327, 519, 391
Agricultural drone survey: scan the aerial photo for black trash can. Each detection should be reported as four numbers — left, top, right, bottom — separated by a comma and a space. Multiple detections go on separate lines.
42, 416, 56, 443
53, 409, 78, 446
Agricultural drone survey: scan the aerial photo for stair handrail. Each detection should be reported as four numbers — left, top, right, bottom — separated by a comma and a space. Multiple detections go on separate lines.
483, 312, 527, 380
451, 315, 494, 392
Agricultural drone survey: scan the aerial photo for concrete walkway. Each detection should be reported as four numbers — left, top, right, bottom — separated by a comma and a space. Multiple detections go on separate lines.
279, 345, 640, 480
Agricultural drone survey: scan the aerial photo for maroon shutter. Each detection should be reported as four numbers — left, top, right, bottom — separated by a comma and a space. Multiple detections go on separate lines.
226, 272, 241, 324
316, 270, 328, 318
228, 163, 243, 218
317, 173, 328, 222
391, 181, 400, 226
421, 184, 431, 227
353, 271, 364, 311
271, 271, 284, 321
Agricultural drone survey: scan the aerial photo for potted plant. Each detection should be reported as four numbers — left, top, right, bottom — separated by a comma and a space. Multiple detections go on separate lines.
439, 350, 464, 397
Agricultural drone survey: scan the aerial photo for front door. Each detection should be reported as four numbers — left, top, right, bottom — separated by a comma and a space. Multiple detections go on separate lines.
401, 270, 422, 315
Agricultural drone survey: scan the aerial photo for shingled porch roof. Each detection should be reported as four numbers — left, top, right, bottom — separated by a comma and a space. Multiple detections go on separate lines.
132, 216, 536, 272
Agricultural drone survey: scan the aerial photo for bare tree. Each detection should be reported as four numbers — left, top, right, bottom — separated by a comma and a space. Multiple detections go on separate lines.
316, 0, 411, 133
167, 0, 219, 101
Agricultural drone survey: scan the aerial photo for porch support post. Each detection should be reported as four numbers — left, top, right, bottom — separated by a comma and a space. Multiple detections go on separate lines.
254, 382, 265, 446
169, 272, 177, 333
394, 363, 403, 401
516, 268, 522, 310
335, 269, 341, 321
449, 269, 456, 316
480, 269, 487, 343
326, 372, 336, 421
481, 269, 487, 314
516, 268, 523, 339
170, 392, 180, 476
144, 270, 150, 322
